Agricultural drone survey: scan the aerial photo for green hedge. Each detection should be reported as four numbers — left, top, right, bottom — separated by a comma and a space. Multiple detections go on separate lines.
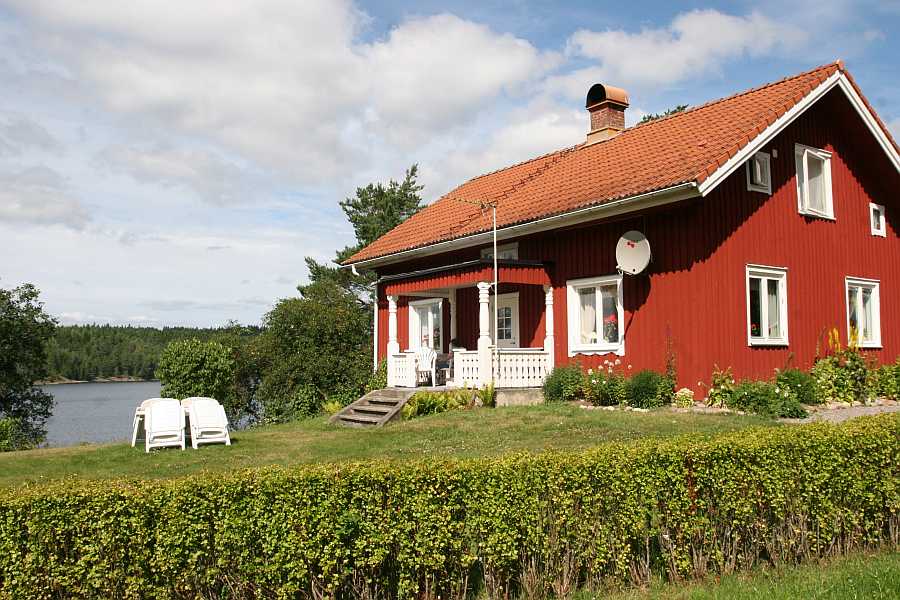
1, 416, 898, 599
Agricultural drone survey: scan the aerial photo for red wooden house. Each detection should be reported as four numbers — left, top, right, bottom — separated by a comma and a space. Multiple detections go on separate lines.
344, 61, 900, 394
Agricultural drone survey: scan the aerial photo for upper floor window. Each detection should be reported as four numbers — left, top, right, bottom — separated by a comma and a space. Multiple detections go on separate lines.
746, 151, 771, 194
795, 143, 834, 219
846, 277, 881, 348
566, 274, 624, 356
746, 265, 788, 346
481, 242, 518, 260
870, 203, 886, 237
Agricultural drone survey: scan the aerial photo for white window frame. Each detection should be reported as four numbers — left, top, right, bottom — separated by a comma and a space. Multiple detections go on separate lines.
845, 277, 881, 348
870, 203, 886, 237
745, 151, 772, 194
794, 143, 834, 219
407, 298, 443, 352
566, 274, 624, 356
481, 242, 519, 260
745, 265, 789, 347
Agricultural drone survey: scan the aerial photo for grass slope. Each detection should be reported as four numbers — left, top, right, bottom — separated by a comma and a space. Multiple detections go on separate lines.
0, 404, 771, 488
592, 549, 900, 599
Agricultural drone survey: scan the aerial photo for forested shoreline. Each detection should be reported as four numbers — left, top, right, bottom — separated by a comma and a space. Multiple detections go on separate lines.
44, 324, 259, 382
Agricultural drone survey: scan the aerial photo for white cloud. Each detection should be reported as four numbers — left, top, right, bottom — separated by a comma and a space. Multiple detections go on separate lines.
0, 165, 89, 228
551, 10, 806, 97
0, 112, 61, 156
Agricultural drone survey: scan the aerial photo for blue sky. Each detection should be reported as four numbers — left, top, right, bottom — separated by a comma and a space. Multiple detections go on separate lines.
1, 0, 897, 327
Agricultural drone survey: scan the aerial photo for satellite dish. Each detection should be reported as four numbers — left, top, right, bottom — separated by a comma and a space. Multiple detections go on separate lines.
616, 230, 651, 275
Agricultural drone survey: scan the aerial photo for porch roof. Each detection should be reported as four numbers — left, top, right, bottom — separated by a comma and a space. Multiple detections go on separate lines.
379, 258, 550, 296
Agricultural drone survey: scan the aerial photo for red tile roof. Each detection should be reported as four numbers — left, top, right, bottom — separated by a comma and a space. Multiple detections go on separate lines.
346, 61, 893, 264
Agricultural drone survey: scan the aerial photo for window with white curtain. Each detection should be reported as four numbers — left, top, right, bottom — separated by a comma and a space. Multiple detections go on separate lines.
846, 277, 881, 347
408, 298, 443, 352
870, 203, 886, 237
566, 274, 623, 355
746, 265, 788, 346
795, 143, 833, 218
746, 151, 772, 194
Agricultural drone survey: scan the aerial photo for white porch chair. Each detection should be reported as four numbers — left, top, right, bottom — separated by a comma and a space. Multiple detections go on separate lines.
182, 397, 231, 449
144, 398, 185, 453
414, 347, 438, 386
131, 397, 165, 447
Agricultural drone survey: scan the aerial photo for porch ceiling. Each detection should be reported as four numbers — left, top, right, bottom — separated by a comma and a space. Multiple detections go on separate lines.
379, 258, 551, 296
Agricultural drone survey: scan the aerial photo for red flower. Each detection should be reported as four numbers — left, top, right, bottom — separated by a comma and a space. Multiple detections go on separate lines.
604, 314, 618, 324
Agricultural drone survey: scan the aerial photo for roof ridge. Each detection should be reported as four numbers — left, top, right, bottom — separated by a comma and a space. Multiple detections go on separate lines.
627, 61, 841, 133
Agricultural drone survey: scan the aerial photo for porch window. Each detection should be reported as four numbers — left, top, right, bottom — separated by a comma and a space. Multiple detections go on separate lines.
408, 298, 443, 352
746, 265, 788, 346
566, 274, 623, 355
795, 143, 833, 218
846, 277, 881, 347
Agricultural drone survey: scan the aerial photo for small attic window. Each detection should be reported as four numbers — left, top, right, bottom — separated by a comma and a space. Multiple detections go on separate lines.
746, 151, 771, 194
870, 203, 886, 237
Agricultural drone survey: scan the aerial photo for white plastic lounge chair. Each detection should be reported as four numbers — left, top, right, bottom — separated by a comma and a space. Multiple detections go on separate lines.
132, 397, 165, 447
183, 397, 231, 449
144, 398, 185, 453
414, 347, 438, 386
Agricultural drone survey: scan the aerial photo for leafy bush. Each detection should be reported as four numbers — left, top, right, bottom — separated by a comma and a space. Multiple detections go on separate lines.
1, 416, 896, 598
365, 360, 388, 393
703, 365, 735, 407
402, 388, 473, 420
542, 364, 585, 403
321, 399, 344, 416
867, 362, 899, 401
627, 370, 672, 409
673, 388, 694, 408
727, 380, 807, 418
257, 374, 321, 424
156, 339, 235, 404
812, 347, 868, 404
0, 418, 29, 452
584, 370, 628, 406
775, 368, 819, 405
476, 383, 496, 408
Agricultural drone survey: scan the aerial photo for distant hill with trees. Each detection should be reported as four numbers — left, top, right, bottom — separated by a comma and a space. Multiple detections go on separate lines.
45, 324, 260, 382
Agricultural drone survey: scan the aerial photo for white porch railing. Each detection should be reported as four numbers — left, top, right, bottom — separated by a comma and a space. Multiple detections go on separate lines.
494, 348, 551, 388
389, 353, 416, 388
453, 350, 480, 388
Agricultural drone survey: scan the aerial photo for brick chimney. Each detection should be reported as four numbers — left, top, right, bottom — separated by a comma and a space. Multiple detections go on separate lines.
585, 83, 629, 145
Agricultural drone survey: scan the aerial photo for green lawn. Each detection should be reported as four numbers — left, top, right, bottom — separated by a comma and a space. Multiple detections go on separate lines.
0, 404, 772, 488
589, 549, 900, 600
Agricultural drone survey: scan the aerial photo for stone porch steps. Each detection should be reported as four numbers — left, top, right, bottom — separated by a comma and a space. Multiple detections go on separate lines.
330, 388, 414, 428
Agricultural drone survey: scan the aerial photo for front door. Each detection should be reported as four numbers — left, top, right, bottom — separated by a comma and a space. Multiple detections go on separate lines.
493, 293, 520, 348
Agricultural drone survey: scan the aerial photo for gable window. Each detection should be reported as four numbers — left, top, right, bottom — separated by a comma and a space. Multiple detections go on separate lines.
846, 277, 881, 347
566, 274, 624, 355
746, 265, 788, 346
795, 144, 834, 218
481, 242, 519, 260
746, 151, 772, 194
408, 298, 443, 352
870, 203, 886, 237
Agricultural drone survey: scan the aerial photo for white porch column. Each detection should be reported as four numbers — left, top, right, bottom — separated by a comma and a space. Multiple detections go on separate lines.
543, 285, 555, 372
449, 288, 457, 343
476, 282, 493, 387
386, 295, 400, 386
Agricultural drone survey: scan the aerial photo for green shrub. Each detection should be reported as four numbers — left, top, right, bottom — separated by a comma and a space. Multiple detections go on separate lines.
0, 418, 29, 452
812, 348, 869, 404
156, 339, 235, 404
543, 364, 585, 403
775, 368, 819, 405
728, 380, 807, 418
0, 416, 896, 598
867, 362, 899, 401
257, 376, 321, 424
403, 388, 473, 420
476, 383, 496, 408
673, 388, 694, 408
366, 360, 388, 393
627, 370, 671, 409
703, 365, 735, 407
321, 399, 344, 416
584, 370, 628, 406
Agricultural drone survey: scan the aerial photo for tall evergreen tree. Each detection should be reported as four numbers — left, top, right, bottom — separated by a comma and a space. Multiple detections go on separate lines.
301, 164, 423, 304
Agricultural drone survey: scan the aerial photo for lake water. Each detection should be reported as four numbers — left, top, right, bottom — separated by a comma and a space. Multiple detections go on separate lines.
41, 381, 162, 447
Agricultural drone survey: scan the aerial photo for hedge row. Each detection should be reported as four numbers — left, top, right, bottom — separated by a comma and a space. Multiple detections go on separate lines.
1, 416, 898, 599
